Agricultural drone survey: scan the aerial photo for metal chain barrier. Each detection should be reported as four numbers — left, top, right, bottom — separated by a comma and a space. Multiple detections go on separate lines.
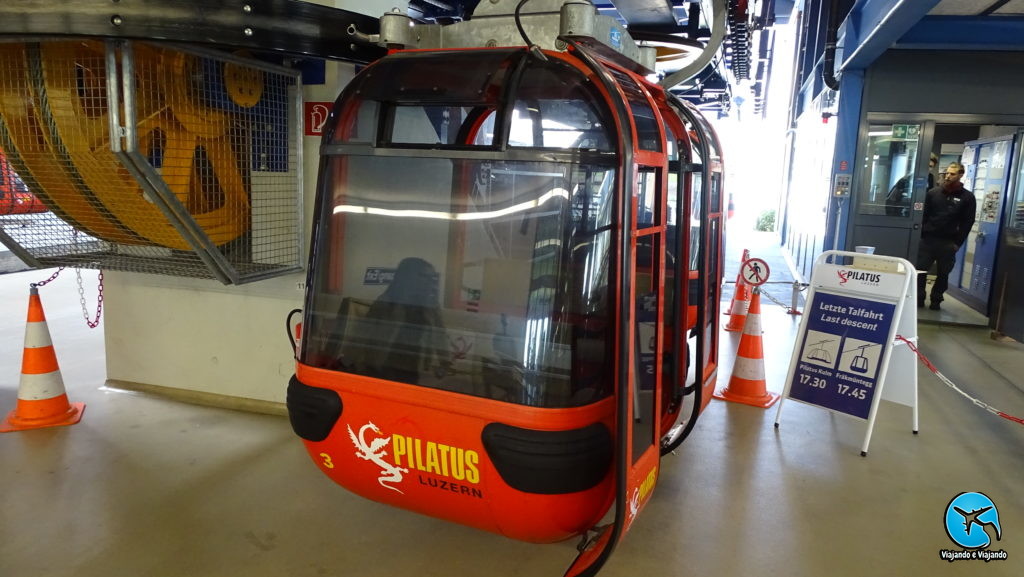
759, 286, 794, 311
31, 266, 64, 287
75, 268, 104, 329
28, 266, 103, 328
897, 335, 1024, 426
727, 279, 808, 315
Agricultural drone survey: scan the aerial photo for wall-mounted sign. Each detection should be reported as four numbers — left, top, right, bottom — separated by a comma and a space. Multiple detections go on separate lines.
305, 101, 334, 136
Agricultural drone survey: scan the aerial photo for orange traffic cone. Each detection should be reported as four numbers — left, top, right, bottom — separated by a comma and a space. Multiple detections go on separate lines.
715, 289, 779, 408
1, 286, 85, 432
724, 249, 752, 332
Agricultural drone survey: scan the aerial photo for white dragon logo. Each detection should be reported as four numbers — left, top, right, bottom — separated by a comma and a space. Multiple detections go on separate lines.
348, 422, 409, 493
628, 487, 640, 521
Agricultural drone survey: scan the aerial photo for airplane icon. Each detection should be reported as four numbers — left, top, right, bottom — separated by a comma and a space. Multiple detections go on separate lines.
954, 506, 1002, 539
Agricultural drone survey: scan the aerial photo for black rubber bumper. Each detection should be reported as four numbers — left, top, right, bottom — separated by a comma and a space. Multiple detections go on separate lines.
482, 422, 613, 495
286, 375, 343, 442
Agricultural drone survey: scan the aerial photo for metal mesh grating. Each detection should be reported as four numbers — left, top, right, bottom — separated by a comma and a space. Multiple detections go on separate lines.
0, 39, 302, 284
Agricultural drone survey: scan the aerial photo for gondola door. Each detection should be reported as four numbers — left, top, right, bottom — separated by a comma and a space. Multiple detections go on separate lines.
563, 166, 668, 577
607, 65, 671, 548
628, 164, 665, 522
562, 56, 670, 577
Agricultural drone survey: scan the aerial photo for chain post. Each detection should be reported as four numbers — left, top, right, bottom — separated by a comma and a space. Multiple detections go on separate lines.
789, 280, 803, 315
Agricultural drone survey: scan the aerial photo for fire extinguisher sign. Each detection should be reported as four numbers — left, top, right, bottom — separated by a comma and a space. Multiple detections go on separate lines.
775, 251, 919, 456
305, 102, 334, 136
788, 292, 895, 419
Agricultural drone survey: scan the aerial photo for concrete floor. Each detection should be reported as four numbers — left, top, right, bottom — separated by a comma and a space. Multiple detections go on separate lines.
1, 260, 1022, 576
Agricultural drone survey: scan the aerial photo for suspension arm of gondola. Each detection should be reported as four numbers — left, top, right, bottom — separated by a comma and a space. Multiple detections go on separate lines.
0, 0, 386, 64
660, 0, 728, 90
628, 30, 705, 52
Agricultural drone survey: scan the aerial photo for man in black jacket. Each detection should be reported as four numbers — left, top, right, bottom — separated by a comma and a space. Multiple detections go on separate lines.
916, 162, 976, 310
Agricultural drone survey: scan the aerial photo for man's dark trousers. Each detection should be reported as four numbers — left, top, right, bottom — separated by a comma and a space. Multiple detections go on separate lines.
916, 236, 958, 305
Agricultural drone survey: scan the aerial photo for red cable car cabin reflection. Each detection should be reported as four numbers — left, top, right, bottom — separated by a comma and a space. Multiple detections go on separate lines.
0, 152, 47, 215
288, 43, 724, 569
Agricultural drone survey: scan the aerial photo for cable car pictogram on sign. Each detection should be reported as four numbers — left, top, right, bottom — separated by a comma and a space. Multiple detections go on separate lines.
806, 338, 836, 364
845, 342, 879, 374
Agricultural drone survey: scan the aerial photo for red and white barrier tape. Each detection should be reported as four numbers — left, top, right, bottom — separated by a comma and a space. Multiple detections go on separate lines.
896, 335, 1024, 426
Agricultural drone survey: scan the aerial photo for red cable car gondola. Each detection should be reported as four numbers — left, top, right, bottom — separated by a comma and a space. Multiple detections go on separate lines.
287, 4, 725, 575
0, 151, 47, 215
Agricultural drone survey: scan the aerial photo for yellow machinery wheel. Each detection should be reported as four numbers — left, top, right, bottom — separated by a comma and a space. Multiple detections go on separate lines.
224, 51, 264, 109
38, 41, 250, 249
0, 42, 144, 244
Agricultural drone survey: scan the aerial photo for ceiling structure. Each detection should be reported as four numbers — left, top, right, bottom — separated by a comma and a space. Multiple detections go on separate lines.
0, 0, 795, 118
0, 0, 1019, 120
930, 0, 1024, 16
406, 1, 797, 117
405, 0, 1024, 120
792, 0, 1024, 124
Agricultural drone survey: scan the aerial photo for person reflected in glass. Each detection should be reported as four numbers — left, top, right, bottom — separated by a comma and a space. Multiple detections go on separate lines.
885, 154, 936, 217
885, 174, 912, 216
916, 162, 975, 310
365, 257, 452, 383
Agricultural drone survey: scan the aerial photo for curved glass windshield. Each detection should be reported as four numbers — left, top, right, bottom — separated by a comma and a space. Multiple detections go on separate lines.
302, 154, 617, 408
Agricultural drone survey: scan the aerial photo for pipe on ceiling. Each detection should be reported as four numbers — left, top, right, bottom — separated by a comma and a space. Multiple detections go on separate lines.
822, 0, 841, 91
659, 0, 728, 90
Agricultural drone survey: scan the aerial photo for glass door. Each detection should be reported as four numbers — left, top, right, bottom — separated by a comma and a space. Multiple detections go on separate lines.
858, 124, 922, 217
849, 122, 927, 261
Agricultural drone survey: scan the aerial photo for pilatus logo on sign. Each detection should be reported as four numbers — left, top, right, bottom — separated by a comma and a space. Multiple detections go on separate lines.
837, 270, 881, 286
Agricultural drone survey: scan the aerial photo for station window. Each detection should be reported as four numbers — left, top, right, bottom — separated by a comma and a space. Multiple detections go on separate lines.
858, 124, 922, 218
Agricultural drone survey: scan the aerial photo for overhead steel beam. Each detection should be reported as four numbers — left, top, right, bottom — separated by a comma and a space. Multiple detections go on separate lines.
895, 15, 1024, 51
0, 0, 386, 64
610, 0, 679, 27
839, 0, 941, 70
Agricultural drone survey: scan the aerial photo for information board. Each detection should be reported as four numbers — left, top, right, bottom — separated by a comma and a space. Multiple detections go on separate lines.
776, 251, 918, 455
789, 293, 895, 419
